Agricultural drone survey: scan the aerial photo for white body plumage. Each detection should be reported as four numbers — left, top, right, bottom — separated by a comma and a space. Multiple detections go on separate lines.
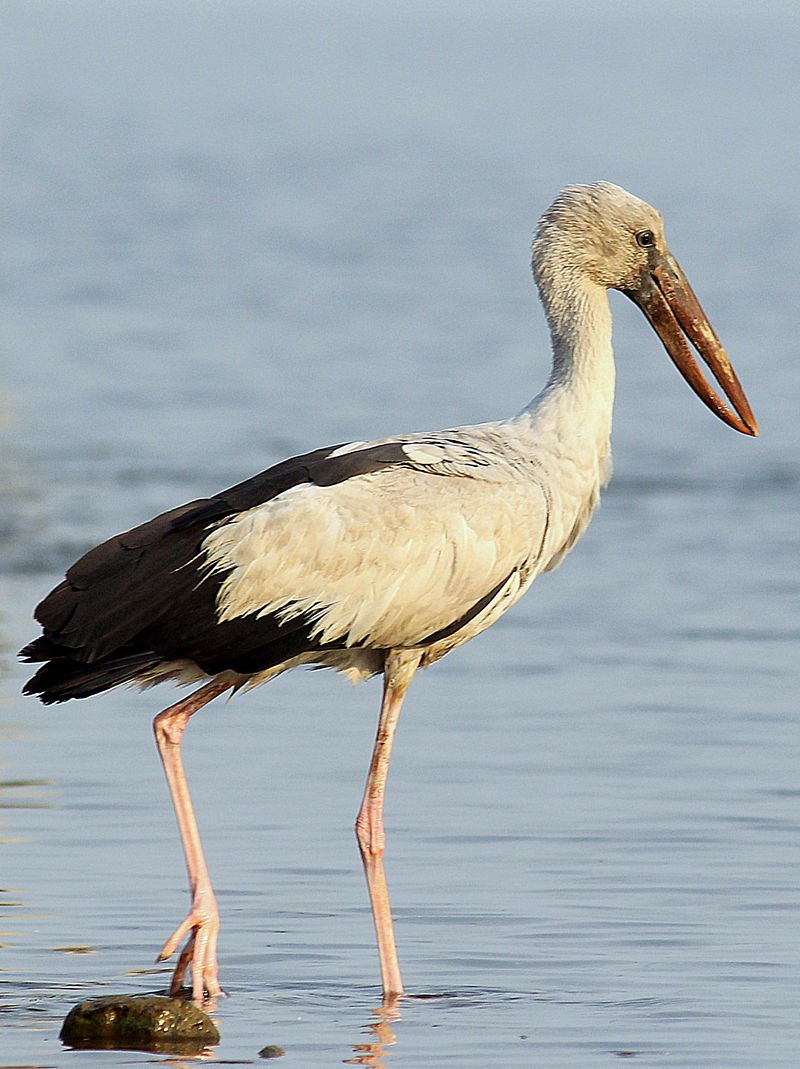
189, 223, 617, 689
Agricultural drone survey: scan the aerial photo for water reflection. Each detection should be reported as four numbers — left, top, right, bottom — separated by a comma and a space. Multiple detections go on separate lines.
344, 999, 401, 1067
158, 1056, 217, 1067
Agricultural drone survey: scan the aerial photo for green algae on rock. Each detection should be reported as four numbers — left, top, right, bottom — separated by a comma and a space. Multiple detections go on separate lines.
60, 994, 219, 1053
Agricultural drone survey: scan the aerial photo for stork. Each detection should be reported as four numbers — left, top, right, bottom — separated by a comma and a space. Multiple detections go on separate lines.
21, 183, 757, 1004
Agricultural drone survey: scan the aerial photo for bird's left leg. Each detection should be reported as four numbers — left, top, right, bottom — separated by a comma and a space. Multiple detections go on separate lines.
152, 678, 232, 1002
355, 648, 422, 1001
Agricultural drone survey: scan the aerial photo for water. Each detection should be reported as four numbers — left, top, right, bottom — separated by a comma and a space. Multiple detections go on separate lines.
1, 2, 798, 1065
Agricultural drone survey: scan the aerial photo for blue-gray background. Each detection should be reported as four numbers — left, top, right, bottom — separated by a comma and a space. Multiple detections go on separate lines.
1, 2, 798, 1066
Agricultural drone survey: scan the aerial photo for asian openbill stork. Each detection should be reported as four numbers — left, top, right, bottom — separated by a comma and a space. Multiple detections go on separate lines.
21, 183, 757, 1004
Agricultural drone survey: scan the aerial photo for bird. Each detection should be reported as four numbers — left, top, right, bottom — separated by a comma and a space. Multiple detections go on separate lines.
21, 182, 758, 1005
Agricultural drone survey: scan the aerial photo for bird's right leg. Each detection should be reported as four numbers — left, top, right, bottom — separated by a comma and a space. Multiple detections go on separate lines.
152, 678, 232, 1003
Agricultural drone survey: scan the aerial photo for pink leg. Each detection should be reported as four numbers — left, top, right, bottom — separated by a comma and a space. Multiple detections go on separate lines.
355, 649, 421, 1001
152, 678, 232, 1002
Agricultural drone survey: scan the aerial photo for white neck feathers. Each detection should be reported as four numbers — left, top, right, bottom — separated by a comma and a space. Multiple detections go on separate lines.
515, 265, 616, 454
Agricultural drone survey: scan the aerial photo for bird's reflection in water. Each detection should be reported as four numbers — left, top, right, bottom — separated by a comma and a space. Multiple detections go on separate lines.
343, 998, 401, 1067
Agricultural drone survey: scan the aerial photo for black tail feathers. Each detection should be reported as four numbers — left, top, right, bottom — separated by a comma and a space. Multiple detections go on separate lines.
21, 642, 160, 705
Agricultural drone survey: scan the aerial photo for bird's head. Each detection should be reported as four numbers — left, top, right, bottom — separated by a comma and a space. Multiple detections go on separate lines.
532, 182, 758, 436
533, 181, 665, 291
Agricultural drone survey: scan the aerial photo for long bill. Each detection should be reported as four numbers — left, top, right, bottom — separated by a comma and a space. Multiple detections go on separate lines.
624, 254, 758, 436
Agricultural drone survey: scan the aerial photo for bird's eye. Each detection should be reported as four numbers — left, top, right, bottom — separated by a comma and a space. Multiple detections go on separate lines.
636, 230, 655, 248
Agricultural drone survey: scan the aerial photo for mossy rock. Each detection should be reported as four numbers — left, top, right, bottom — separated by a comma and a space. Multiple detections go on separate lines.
60, 994, 220, 1053
259, 1044, 286, 1058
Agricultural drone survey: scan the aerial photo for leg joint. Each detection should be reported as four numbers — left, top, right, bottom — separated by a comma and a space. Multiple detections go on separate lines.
153, 709, 189, 748
355, 809, 385, 858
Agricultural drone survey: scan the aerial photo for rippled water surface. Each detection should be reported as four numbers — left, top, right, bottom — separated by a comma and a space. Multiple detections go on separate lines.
1, 3, 799, 1066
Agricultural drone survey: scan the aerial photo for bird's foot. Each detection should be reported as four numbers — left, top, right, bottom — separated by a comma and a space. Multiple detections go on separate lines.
156, 895, 221, 1004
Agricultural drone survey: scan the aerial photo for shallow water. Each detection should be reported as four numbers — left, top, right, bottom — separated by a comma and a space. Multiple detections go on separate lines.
1, 2, 799, 1066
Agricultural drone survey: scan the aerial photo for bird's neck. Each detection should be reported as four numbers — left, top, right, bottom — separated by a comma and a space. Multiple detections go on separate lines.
515, 273, 616, 452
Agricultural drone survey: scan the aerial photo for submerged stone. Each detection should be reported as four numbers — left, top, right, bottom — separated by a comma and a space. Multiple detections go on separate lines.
60, 994, 220, 1053
259, 1044, 286, 1058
